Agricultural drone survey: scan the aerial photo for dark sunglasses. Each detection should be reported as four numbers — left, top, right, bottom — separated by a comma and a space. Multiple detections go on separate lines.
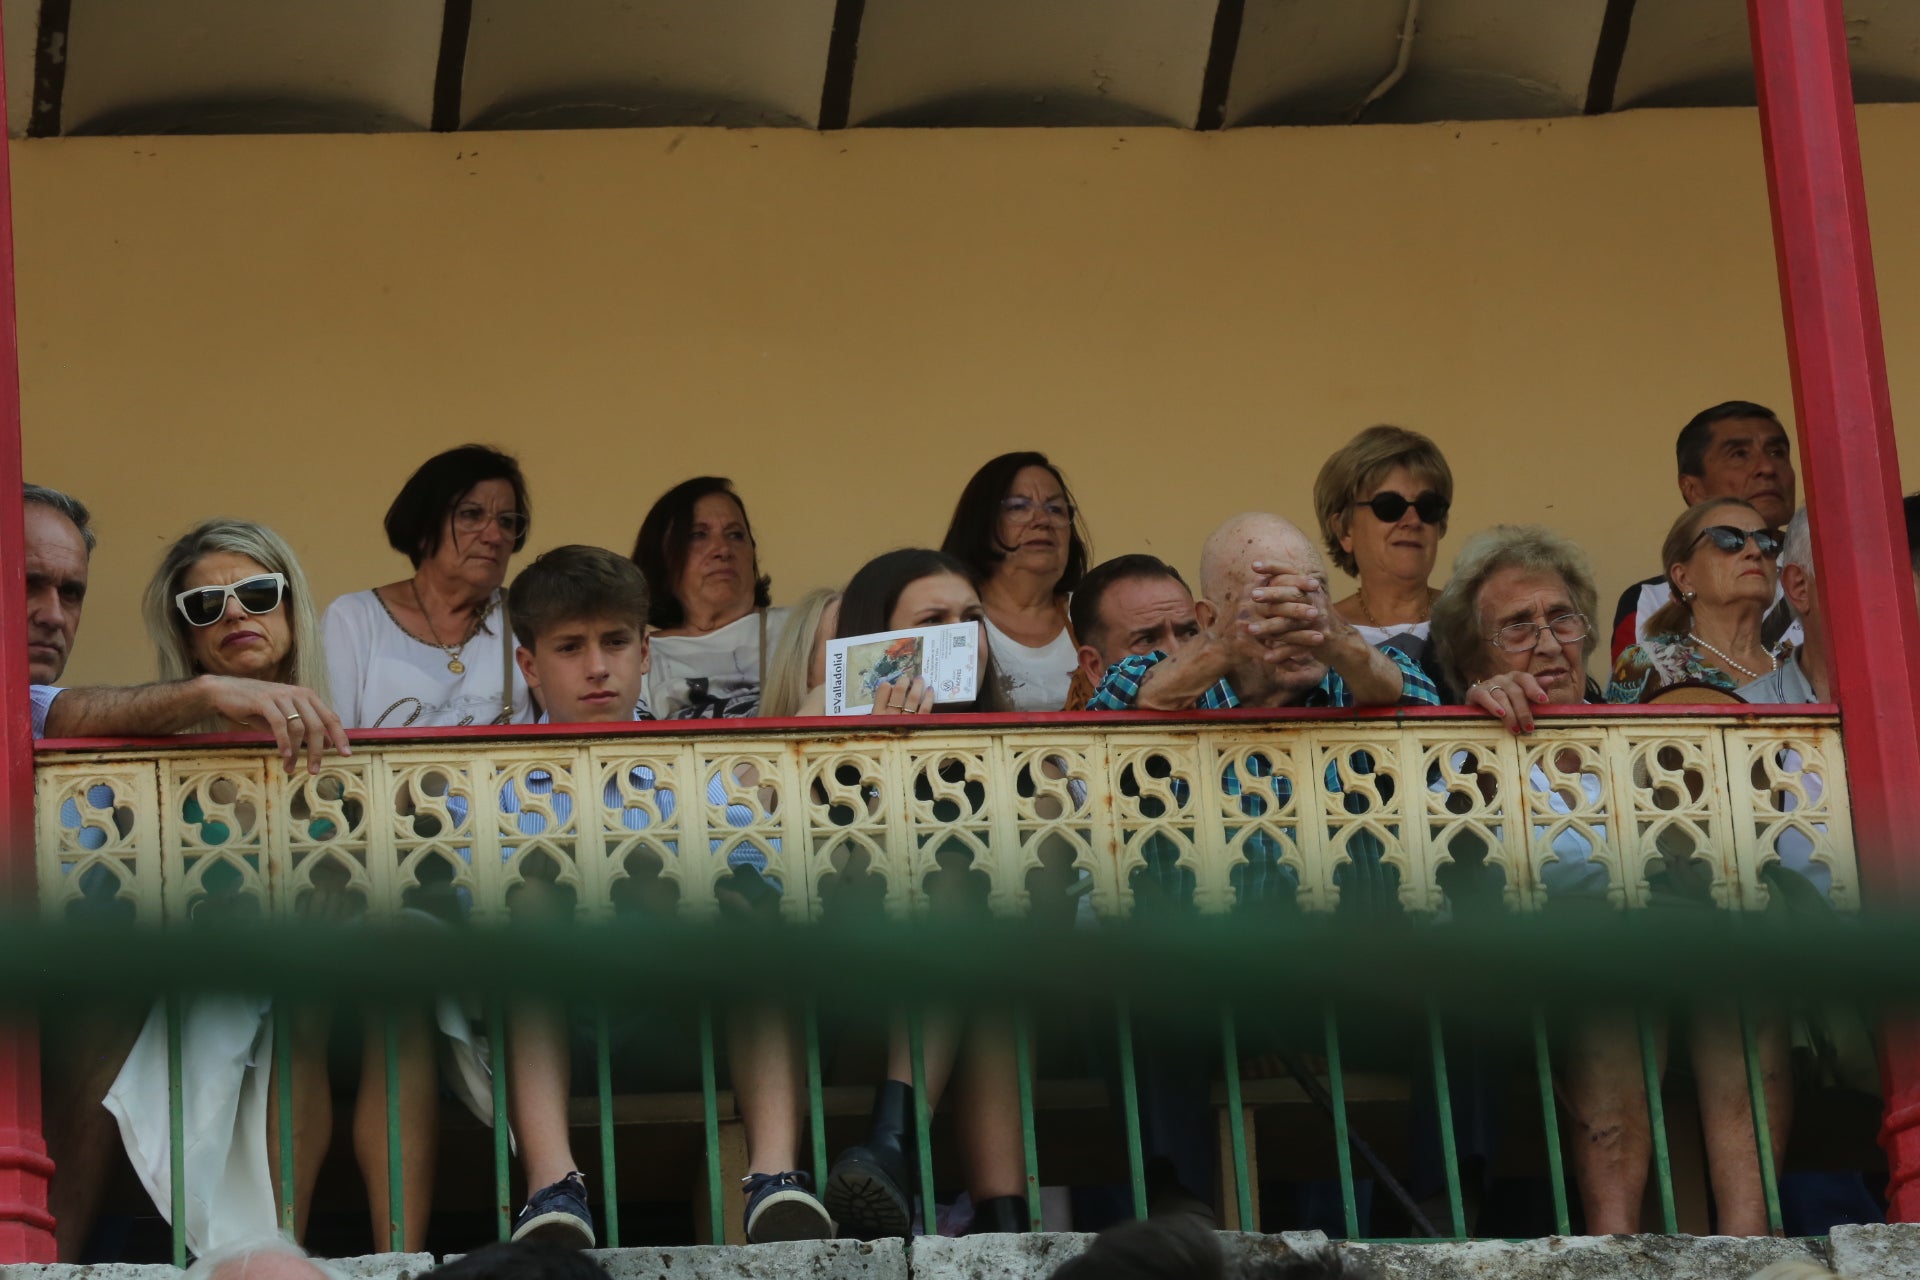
1691, 525, 1782, 558
174, 573, 287, 627
1354, 490, 1449, 525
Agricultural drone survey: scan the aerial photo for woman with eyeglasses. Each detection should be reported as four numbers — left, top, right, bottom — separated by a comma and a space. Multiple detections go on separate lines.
940, 452, 1091, 712
323, 445, 535, 728
1312, 426, 1455, 681
1607, 498, 1784, 702
1435, 525, 1789, 1235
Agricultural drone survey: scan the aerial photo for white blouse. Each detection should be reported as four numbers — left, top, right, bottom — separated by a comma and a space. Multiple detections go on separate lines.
322, 589, 533, 729
983, 617, 1078, 713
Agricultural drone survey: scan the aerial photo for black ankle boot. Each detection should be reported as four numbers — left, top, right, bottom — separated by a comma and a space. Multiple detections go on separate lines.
968, 1194, 1030, 1235
824, 1080, 916, 1239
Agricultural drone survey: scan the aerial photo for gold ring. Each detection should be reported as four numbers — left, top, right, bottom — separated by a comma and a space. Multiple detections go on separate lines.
285, 712, 304, 721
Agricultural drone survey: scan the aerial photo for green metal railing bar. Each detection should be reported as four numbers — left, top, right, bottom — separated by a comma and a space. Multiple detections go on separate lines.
1014, 1009, 1041, 1229
275, 1008, 294, 1235
385, 1012, 404, 1249
804, 1000, 827, 1195
166, 996, 186, 1270
1739, 1002, 1785, 1235
1220, 1007, 1253, 1230
488, 1003, 509, 1241
1424, 1004, 1466, 1238
907, 1009, 936, 1237
1637, 1009, 1679, 1233
1323, 1007, 1360, 1239
1115, 999, 1147, 1220
1530, 1009, 1571, 1236
594, 1006, 619, 1249
698, 1003, 724, 1240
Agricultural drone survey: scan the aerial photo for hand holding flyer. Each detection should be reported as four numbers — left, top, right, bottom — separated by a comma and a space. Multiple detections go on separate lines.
824, 622, 981, 716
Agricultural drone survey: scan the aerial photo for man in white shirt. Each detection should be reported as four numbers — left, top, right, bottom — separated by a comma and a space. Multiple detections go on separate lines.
1608, 402, 1803, 664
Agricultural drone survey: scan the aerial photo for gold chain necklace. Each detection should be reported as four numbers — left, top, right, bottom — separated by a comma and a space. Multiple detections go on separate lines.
410, 581, 484, 675
1687, 631, 1777, 682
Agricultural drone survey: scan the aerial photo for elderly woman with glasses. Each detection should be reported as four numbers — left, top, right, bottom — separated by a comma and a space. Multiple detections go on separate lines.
323, 445, 535, 728
1607, 498, 1784, 703
940, 451, 1092, 712
1313, 425, 1454, 676
1435, 524, 1789, 1237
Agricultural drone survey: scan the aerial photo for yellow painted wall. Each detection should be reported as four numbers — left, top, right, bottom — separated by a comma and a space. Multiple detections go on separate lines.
13, 109, 1920, 688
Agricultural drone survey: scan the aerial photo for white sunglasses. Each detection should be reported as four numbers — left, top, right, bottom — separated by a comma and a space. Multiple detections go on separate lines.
174, 573, 287, 628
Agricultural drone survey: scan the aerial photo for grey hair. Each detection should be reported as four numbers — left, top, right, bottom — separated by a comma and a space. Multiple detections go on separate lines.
23, 483, 94, 554
184, 1236, 348, 1280
1779, 507, 1812, 578
1430, 524, 1601, 691
759, 587, 839, 718
141, 519, 330, 728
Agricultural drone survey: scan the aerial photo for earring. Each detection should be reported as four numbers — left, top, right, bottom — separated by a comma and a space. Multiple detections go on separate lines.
1682, 590, 1697, 603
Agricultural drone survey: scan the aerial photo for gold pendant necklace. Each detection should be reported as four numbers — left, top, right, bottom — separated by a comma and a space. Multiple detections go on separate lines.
411, 581, 476, 674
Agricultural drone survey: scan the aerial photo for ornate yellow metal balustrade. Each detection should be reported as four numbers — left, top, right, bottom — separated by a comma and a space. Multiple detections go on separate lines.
32, 711, 1857, 924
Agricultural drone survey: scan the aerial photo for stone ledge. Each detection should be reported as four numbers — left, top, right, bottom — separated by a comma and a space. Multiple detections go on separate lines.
0, 1255, 433, 1280
590, 1239, 908, 1279
1828, 1222, 1920, 1279
1340, 1235, 1828, 1280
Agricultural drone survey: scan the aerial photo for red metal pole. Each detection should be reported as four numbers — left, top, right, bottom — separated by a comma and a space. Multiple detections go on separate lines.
1747, 0, 1920, 1221
0, 0, 51, 1263
0, 0, 52, 1263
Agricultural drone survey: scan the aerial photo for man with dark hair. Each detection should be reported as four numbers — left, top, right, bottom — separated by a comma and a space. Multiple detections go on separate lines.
424, 1240, 613, 1280
1066, 555, 1199, 709
1609, 401, 1801, 662
1048, 1218, 1223, 1280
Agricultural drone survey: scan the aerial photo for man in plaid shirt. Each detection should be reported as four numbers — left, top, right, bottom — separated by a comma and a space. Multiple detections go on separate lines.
1084, 513, 1439, 909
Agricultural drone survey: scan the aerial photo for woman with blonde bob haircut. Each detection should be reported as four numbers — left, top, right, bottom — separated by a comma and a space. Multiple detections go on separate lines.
1312, 425, 1455, 675
142, 519, 332, 717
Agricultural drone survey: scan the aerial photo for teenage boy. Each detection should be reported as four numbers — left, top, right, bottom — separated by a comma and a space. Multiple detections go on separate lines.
502, 546, 831, 1245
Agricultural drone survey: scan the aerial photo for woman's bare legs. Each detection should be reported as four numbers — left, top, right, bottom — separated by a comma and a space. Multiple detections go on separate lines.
1561, 1010, 1657, 1234
1690, 1009, 1791, 1236
353, 1006, 438, 1253
264, 1004, 333, 1241
951, 1011, 1027, 1203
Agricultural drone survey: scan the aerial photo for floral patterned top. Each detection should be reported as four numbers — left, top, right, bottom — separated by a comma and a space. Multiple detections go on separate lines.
1605, 634, 1744, 703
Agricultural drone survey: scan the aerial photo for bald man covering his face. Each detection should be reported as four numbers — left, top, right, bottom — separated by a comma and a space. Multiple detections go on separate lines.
1088, 513, 1439, 714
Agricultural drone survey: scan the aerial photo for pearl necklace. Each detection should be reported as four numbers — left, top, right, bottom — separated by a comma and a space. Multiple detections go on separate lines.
1687, 631, 1777, 682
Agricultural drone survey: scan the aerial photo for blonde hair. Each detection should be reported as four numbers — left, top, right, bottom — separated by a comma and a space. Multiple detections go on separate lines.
142, 519, 330, 730
1643, 497, 1763, 640
1312, 424, 1454, 576
1430, 524, 1600, 691
759, 587, 839, 718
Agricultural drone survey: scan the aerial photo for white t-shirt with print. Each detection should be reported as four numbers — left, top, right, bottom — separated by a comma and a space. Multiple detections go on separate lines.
643, 608, 788, 720
322, 589, 533, 729
983, 617, 1077, 713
